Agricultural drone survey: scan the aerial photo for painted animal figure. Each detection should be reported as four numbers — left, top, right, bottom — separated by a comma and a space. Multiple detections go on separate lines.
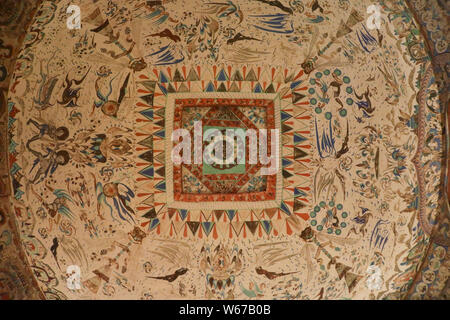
348, 208, 373, 237
255, 266, 299, 280
92, 72, 130, 117
57, 67, 91, 107
33, 53, 59, 112
147, 267, 188, 282
92, 173, 135, 223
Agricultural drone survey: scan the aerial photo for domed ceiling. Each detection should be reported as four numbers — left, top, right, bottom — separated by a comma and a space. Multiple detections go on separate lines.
0, 0, 448, 300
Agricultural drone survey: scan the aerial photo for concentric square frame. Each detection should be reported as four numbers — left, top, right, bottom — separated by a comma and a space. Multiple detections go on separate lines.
135, 65, 313, 239
164, 92, 283, 210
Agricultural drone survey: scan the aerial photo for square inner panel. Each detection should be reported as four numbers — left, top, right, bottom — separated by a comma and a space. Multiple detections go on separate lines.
166, 93, 283, 210
175, 97, 276, 201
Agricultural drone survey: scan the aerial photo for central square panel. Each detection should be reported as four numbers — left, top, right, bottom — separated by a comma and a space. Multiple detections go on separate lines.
165, 92, 282, 210
201, 125, 247, 176
178, 100, 273, 196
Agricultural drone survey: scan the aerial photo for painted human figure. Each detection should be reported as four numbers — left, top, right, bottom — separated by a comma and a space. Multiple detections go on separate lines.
27, 143, 70, 184
32, 183, 74, 231
26, 118, 71, 183
27, 118, 69, 144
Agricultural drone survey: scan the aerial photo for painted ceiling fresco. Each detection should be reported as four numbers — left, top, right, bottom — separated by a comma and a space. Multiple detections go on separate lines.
0, 0, 448, 300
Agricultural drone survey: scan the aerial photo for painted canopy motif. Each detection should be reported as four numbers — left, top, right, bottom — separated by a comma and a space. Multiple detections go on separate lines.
0, 0, 448, 300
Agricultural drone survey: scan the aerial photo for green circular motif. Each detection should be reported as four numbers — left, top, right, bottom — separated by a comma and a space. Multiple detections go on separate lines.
325, 112, 332, 120
334, 69, 342, 76
343, 76, 350, 84
340, 222, 347, 228
324, 69, 330, 75
308, 88, 315, 94
346, 87, 353, 94
310, 98, 317, 105
346, 98, 353, 105
310, 78, 316, 85
319, 201, 326, 208
339, 109, 347, 117
315, 107, 322, 114
317, 225, 323, 231
314, 206, 320, 212
342, 212, 348, 218
329, 201, 335, 207
311, 220, 317, 226
315, 72, 322, 78
337, 204, 343, 210
310, 212, 316, 218
335, 229, 342, 235
327, 228, 333, 234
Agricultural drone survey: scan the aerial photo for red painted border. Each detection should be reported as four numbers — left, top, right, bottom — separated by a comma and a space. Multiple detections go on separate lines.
172, 98, 277, 202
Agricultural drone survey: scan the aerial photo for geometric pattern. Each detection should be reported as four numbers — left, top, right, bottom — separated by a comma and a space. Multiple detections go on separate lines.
135, 65, 312, 239
171, 95, 277, 202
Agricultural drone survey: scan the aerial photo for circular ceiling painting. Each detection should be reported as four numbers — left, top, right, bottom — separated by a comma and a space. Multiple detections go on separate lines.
0, 0, 448, 300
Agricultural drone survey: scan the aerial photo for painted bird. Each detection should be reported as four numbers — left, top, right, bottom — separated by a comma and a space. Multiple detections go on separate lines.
355, 86, 375, 116
255, 0, 293, 14
202, 1, 244, 23
348, 208, 372, 237
50, 237, 61, 270
147, 267, 188, 282
255, 266, 299, 280
226, 32, 261, 45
